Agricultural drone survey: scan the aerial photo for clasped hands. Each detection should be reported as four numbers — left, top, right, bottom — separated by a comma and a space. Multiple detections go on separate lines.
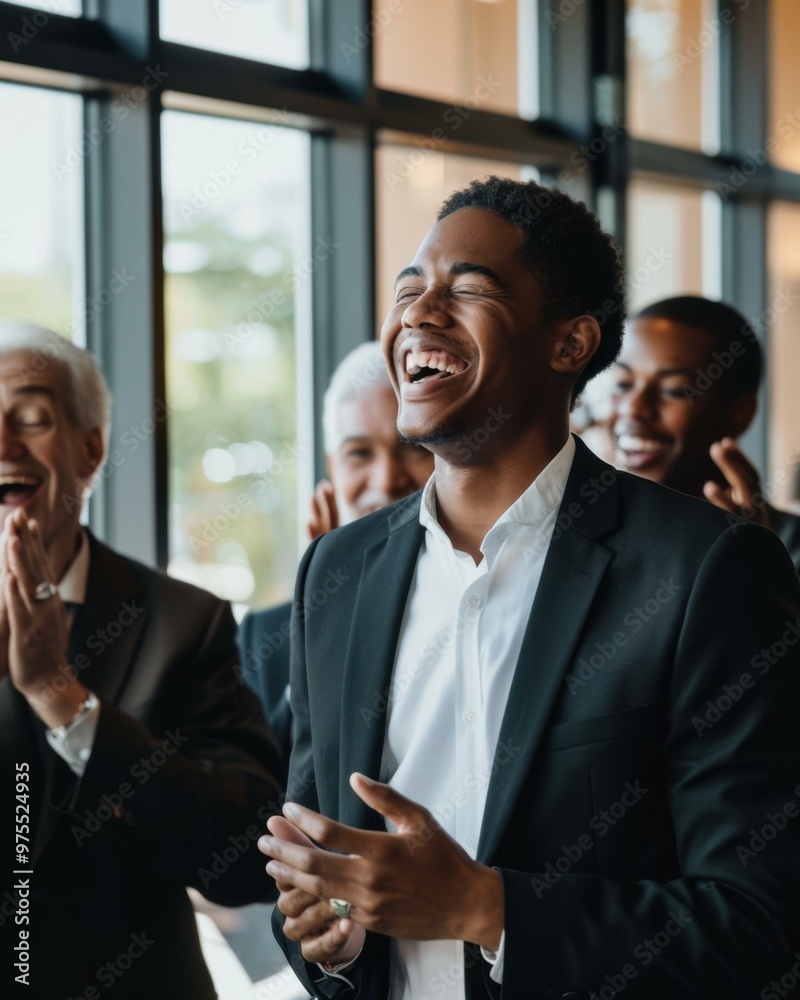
258, 772, 504, 969
0, 509, 83, 726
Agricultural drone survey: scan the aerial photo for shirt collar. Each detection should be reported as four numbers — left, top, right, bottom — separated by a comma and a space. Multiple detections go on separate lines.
419, 435, 576, 550
57, 528, 90, 606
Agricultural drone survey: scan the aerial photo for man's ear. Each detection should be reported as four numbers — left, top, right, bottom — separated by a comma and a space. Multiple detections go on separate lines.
78, 427, 105, 480
549, 315, 602, 377
724, 391, 757, 438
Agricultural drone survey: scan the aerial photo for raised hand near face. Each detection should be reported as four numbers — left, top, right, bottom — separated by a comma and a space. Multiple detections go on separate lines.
3, 509, 86, 726
704, 437, 772, 529
306, 479, 339, 541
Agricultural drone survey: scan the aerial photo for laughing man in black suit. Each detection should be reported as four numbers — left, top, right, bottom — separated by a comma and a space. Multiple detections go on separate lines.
260, 178, 800, 999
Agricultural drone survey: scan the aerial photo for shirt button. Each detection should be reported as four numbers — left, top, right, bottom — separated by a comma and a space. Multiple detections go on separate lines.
463, 708, 478, 724
466, 594, 480, 609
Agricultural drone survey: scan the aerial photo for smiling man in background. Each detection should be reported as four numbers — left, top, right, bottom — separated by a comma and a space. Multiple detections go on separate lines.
611, 295, 800, 571
260, 177, 800, 999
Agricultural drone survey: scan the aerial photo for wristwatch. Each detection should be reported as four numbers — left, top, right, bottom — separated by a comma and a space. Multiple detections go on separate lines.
48, 691, 98, 740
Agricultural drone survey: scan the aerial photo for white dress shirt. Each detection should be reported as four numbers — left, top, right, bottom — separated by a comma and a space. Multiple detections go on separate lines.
377, 436, 576, 999
43, 529, 101, 775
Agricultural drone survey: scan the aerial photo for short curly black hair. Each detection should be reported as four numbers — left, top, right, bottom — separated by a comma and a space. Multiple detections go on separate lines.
438, 176, 626, 402
635, 296, 762, 398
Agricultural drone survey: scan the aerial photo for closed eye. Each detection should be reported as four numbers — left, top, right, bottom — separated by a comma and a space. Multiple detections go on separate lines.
343, 448, 373, 461
14, 411, 52, 429
660, 386, 689, 400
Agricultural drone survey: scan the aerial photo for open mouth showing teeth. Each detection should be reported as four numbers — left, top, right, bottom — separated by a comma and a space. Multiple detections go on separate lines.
405, 348, 468, 384
0, 475, 42, 506
617, 435, 670, 455
615, 435, 671, 470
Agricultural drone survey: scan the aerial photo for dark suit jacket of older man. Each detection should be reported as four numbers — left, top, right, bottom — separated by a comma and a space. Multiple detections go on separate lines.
0, 532, 282, 999
274, 437, 800, 1000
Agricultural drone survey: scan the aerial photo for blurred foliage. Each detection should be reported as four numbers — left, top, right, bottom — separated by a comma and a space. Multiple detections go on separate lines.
165, 214, 300, 610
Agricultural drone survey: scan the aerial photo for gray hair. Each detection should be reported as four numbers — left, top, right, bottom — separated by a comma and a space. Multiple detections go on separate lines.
322, 341, 393, 453
0, 321, 112, 452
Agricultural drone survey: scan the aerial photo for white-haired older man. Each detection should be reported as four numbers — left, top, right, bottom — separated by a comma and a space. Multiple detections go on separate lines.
238, 341, 433, 765
0, 321, 282, 999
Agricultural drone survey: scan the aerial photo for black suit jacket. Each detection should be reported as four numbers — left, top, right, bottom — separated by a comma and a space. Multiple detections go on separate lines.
0, 533, 283, 999
274, 437, 800, 999
238, 601, 293, 775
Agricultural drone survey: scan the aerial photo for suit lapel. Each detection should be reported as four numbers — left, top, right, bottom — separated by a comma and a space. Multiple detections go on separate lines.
477, 438, 619, 863
69, 532, 148, 702
33, 533, 148, 861
338, 497, 425, 831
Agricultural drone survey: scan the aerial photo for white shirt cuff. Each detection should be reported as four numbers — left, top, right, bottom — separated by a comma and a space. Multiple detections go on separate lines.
480, 929, 506, 983
317, 940, 364, 981
45, 697, 100, 776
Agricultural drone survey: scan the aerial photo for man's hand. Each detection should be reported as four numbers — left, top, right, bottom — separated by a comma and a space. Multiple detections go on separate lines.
259, 773, 504, 952
306, 480, 339, 541
704, 438, 772, 529
4, 511, 85, 726
262, 814, 366, 967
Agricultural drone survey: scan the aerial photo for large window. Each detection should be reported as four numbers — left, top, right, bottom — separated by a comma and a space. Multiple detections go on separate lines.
160, 0, 309, 68
0, 82, 83, 336
627, 0, 719, 153
162, 110, 310, 609
0, 0, 794, 570
11, 0, 81, 14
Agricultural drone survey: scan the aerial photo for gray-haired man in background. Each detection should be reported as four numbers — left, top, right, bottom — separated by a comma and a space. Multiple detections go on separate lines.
237, 341, 433, 766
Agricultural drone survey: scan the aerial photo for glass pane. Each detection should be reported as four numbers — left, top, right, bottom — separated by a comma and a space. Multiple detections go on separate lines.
767, 203, 800, 510
160, 0, 308, 69
0, 82, 83, 337
8, 0, 81, 15
626, 0, 719, 152
375, 144, 527, 326
769, 0, 800, 172
626, 177, 721, 314
374, 0, 532, 118
162, 111, 310, 609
